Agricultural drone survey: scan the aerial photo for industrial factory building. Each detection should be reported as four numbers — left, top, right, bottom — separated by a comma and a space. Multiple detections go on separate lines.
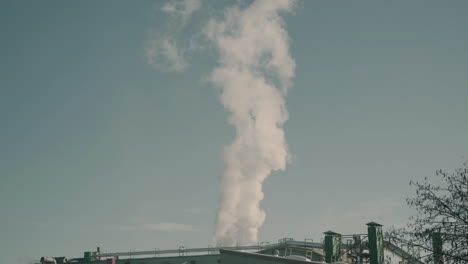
38, 222, 423, 264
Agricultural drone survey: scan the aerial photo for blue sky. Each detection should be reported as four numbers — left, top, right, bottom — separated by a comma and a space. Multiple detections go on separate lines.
1, 1, 468, 263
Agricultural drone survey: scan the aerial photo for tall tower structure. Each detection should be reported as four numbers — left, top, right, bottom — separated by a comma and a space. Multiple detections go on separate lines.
367, 222, 384, 264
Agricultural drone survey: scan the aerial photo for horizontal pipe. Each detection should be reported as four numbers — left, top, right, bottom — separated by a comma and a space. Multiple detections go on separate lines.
97, 245, 263, 257
96, 240, 325, 258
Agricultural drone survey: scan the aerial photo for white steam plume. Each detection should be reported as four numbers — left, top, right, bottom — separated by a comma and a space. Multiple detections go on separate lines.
162, 0, 201, 23
205, 0, 296, 246
145, 0, 202, 72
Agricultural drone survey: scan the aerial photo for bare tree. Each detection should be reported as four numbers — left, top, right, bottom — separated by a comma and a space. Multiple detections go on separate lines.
387, 162, 468, 264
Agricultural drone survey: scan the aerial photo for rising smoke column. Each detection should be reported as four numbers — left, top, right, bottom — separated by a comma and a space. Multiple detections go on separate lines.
205, 0, 296, 246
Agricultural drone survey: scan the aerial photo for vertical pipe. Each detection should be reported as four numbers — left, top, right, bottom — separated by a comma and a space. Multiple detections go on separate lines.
432, 232, 443, 264
353, 235, 362, 264
367, 222, 384, 264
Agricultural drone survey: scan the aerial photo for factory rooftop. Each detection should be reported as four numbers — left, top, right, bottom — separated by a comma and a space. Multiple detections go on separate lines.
37, 222, 424, 264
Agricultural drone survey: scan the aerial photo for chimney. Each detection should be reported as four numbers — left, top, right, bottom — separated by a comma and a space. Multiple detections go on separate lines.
367, 222, 384, 264
324, 231, 341, 263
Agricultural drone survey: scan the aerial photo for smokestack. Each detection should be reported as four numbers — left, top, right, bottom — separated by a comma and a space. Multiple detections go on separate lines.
206, 0, 296, 246
324, 231, 341, 263
367, 222, 384, 264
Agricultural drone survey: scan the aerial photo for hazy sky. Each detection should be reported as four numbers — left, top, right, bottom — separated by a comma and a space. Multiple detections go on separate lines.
1, 1, 468, 263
